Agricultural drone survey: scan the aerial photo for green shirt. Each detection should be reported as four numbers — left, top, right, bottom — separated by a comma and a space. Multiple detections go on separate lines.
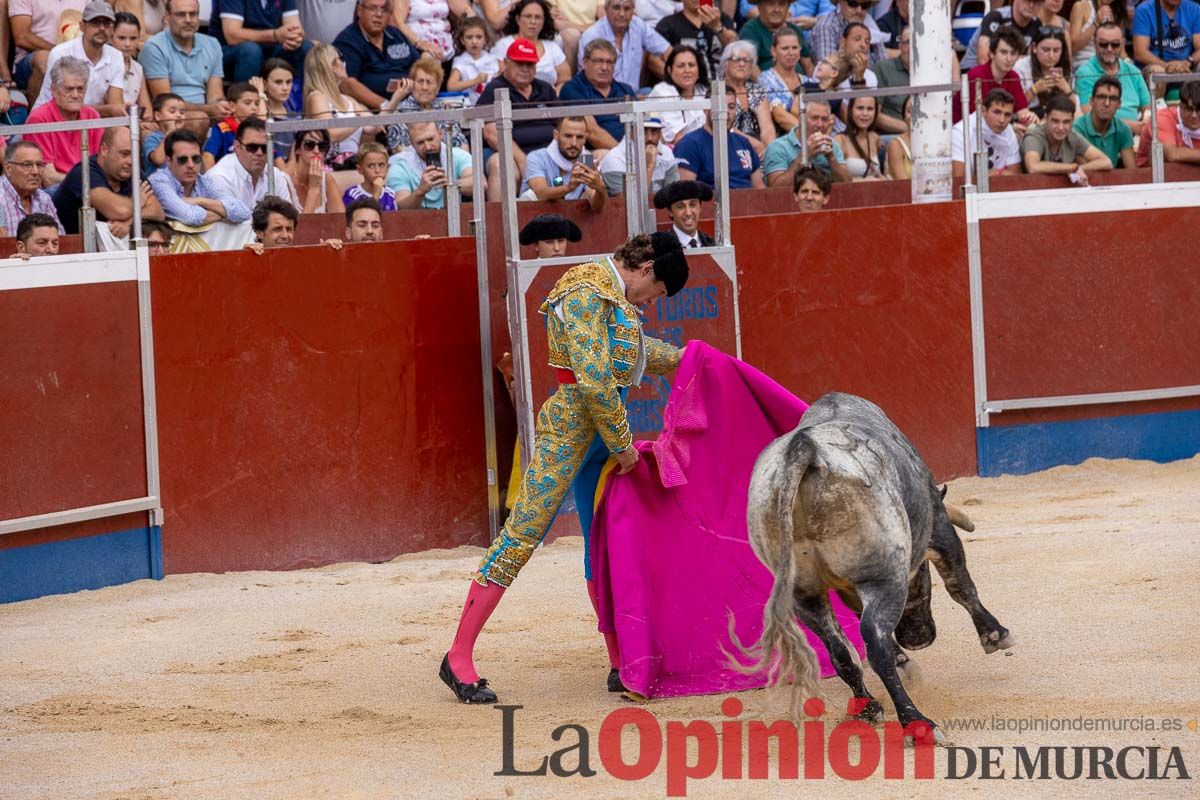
761, 126, 845, 179
1073, 113, 1133, 168
874, 56, 910, 122
739, 19, 809, 72
1074, 56, 1152, 124
1021, 124, 1093, 164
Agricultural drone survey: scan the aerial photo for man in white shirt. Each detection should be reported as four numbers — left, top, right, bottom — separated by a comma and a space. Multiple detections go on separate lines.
33, 0, 126, 116
951, 87, 1022, 177
654, 179, 714, 248
599, 116, 680, 195
205, 117, 299, 210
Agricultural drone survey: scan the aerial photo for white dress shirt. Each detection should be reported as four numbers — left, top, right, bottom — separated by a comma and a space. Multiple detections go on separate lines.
673, 224, 701, 249
205, 154, 300, 212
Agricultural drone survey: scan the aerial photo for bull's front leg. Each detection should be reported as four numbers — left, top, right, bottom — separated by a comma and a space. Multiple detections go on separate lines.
928, 522, 1015, 654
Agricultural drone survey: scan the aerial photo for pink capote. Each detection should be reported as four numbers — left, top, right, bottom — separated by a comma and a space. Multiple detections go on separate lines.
590, 341, 865, 699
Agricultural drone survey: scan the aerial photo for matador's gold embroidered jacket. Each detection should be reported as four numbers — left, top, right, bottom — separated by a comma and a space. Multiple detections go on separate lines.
541, 258, 681, 454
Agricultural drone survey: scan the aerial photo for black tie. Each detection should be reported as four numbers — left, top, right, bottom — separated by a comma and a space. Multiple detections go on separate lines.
688, 238, 698, 248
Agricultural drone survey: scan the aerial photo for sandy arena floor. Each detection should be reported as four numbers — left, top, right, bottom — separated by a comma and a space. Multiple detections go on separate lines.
2, 457, 1199, 799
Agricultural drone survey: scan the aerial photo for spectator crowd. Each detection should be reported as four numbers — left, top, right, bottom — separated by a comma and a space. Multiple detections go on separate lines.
1, 0, 1198, 249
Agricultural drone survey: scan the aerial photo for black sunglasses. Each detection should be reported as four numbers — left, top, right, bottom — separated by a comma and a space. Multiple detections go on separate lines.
301, 139, 331, 152
1096, 41, 1123, 50
845, 0, 873, 7
241, 142, 268, 154
174, 154, 203, 164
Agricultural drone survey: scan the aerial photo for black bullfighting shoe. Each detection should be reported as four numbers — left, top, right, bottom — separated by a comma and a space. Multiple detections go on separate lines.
440, 654, 498, 704
607, 667, 627, 693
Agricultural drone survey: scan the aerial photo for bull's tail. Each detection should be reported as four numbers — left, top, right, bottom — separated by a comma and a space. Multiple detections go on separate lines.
728, 432, 823, 720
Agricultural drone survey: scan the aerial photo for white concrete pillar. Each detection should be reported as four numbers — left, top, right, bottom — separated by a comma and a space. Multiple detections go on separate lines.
910, 0, 953, 203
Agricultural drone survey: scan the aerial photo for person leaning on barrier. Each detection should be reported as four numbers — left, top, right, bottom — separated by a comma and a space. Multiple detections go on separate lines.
654, 179, 713, 248
1022, 93, 1113, 185
10, 212, 60, 259
1073, 75, 1137, 170
386, 121, 474, 210
577, 0, 669, 91
25, 56, 103, 187
52, 125, 166, 238
1075, 22, 1152, 137
597, 115, 681, 196
558, 39, 637, 154
519, 116, 607, 212
345, 196, 384, 243
32, 1, 126, 117
793, 165, 832, 212
477, 38, 559, 202
951, 88, 1022, 177
0, 141, 64, 238
1135, 80, 1200, 167
332, 0, 419, 111
140, 0, 231, 137
143, 219, 175, 255
246, 194, 299, 253
149, 128, 253, 228
762, 98, 852, 186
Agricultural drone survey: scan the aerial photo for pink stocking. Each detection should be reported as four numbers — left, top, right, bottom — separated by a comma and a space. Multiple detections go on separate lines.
586, 579, 621, 669
447, 579, 505, 684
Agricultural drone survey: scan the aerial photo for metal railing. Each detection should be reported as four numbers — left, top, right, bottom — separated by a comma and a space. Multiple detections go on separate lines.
1147, 73, 1200, 184
0, 106, 143, 250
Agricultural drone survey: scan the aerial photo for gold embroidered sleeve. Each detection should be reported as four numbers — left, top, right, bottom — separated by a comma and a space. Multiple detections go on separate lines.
560, 288, 633, 453
644, 336, 682, 376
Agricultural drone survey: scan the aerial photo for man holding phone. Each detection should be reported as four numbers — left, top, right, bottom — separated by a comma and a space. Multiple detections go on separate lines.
387, 121, 473, 210
520, 117, 607, 212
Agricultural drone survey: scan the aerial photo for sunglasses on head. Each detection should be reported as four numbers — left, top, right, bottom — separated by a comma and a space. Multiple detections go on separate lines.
241, 142, 268, 154
174, 154, 203, 165
302, 139, 330, 152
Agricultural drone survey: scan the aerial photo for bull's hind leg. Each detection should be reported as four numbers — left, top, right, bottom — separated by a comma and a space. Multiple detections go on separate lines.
855, 579, 941, 742
835, 587, 917, 684
928, 522, 1014, 653
793, 591, 885, 724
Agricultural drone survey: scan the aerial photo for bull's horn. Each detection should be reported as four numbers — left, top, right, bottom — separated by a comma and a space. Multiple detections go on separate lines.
945, 503, 976, 532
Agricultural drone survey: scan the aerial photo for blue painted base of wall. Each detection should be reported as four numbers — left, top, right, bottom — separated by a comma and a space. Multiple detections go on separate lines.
977, 409, 1200, 477
0, 526, 163, 604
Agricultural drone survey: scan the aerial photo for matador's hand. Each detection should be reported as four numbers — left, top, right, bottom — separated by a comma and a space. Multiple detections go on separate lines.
615, 447, 639, 474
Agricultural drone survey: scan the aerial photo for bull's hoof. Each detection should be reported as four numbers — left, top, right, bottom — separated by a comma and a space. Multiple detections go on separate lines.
902, 720, 949, 748
854, 699, 886, 724
981, 629, 1016, 654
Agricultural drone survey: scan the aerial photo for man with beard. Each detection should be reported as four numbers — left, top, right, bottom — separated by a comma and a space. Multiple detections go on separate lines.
345, 197, 384, 243
520, 116, 607, 212
53, 126, 165, 237
654, 179, 714, 248
33, 1, 125, 116
810, 0, 887, 66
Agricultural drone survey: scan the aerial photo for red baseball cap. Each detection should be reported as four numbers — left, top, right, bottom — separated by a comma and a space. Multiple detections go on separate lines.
506, 38, 539, 64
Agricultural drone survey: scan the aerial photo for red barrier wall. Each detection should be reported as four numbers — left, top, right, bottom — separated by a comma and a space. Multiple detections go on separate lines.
150, 238, 489, 574
733, 202, 978, 479
0, 277, 149, 553
979, 206, 1200, 428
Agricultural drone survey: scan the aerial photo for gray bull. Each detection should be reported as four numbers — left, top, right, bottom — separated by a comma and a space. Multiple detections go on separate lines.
739, 392, 1014, 741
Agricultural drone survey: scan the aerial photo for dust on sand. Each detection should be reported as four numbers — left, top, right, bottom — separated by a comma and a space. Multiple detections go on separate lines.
2, 457, 1198, 799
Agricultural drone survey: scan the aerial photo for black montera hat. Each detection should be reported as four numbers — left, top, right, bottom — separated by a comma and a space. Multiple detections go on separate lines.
648, 231, 689, 297
518, 214, 583, 246
653, 180, 714, 210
